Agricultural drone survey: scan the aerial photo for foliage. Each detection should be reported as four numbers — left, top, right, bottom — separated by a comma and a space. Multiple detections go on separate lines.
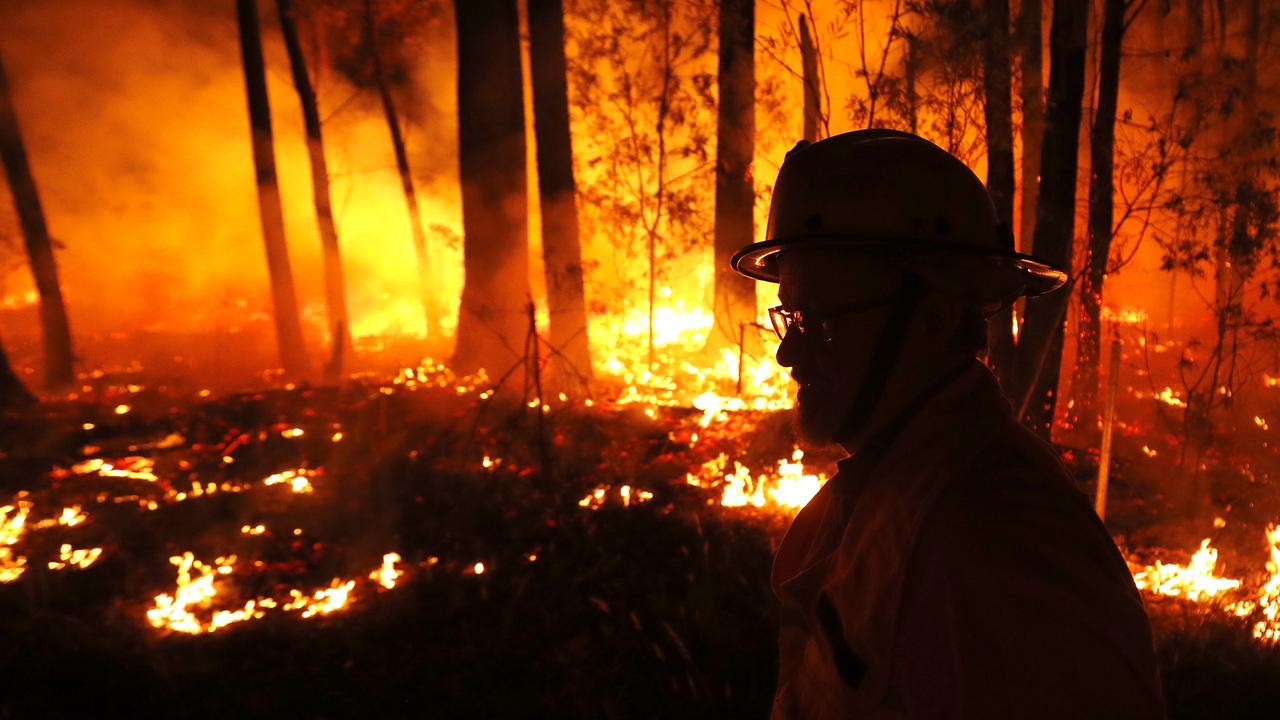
565, 0, 718, 320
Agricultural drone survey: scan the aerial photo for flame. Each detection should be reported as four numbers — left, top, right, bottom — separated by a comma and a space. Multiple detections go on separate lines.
70, 457, 159, 482
147, 551, 406, 634
578, 484, 654, 509
1154, 387, 1186, 408
58, 505, 87, 527
1132, 538, 1242, 602
47, 543, 103, 571
282, 579, 356, 619
688, 448, 826, 512
0, 500, 32, 583
1102, 306, 1149, 326
1241, 525, 1280, 642
371, 553, 403, 590
261, 469, 316, 494
147, 552, 251, 635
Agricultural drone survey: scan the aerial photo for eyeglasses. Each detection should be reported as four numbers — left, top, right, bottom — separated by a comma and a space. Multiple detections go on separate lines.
767, 296, 898, 341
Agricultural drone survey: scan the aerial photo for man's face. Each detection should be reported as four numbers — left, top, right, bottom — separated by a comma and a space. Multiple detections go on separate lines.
775, 250, 903, 445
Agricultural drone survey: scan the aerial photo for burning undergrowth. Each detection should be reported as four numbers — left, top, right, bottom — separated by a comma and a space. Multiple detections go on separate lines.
0, 348, 1278, 717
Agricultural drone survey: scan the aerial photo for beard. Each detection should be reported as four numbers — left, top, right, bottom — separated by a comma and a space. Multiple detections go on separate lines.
793, 382, 844, 445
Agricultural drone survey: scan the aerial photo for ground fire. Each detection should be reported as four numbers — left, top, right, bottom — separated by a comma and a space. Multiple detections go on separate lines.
2, 0, 1280, 717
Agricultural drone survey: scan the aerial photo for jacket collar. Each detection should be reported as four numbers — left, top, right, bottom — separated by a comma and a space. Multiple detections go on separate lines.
772, 360, 1011, 604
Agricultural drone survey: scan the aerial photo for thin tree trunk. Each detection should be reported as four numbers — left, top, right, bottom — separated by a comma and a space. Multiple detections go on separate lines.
528, 0, 592, 387
1012, 0, 1089, 438
364, 0, 442, 342
983, 0, 1017, 389
709, 0, 757, 351
1018, 0, 1044, 255
236, 0, 309, 377
799, 14, 821, 143
1072, 0, 1126, 425
904, 34, 919, 134
0, 49, 74, 388
453, 0, 531, 376
276, 0, 352, 371
1221, 0, 1260, 400
0, 333, 34, 408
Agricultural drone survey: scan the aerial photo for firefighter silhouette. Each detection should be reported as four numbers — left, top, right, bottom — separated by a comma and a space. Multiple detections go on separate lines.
732, 130, 1165, 719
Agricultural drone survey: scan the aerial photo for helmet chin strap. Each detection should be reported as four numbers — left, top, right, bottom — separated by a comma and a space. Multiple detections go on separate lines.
835, 274, 925, 449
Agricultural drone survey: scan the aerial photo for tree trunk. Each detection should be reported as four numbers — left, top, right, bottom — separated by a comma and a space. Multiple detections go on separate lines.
1072, 0, 1126, 426
528, 0, 592, 388
1011, 0, 1089, 438
904, 34, 919, 134
0, 333, 34, 408
799, 14, 821, 143
453, 0, 531, 376
1018, 0, 1044, 255
276, 0, 352, 371
0, 49, 74, 388
364, 0, 442, 343
983, 0, 1017, 389
709, 0, 757, 352
236, 0, 309, 377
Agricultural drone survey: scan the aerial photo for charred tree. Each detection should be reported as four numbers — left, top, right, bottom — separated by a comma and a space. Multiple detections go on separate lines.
0, 50, 74, 388
1011, 0, 1088, 438
528, 0, 592, 387
799, 14, 822, 143
709, 0, 757, 351
1072, 0, 1127, 424
276, 0, 352, 370
364, 0, 441, 342
1018, 0, 1044, 255
236, 0, 310, 377
983, 0, 1017, 388
0, 333, 34, 408
452, 0, 531, 376
904, 32, 919, 134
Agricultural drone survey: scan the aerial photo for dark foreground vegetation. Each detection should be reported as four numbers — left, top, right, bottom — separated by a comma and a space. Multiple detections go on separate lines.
0, 373, 1277, 719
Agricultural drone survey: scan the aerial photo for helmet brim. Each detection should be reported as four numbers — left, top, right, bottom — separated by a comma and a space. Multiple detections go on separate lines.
730, 235, 1068, 313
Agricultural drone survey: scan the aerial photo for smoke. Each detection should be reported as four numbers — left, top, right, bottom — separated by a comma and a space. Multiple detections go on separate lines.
0, 0, 462, 367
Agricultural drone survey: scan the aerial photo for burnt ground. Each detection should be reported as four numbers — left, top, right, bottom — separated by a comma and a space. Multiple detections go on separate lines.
0, 374, 1277, 719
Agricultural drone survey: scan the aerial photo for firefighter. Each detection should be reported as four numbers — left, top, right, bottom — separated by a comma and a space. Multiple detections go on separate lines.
731, 129, 1165, 719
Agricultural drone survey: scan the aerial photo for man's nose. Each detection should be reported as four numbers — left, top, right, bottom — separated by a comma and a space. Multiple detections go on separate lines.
776, 327, 802, 368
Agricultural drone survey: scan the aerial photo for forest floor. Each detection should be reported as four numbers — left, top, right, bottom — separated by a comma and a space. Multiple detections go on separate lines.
0, 358, 1278, 719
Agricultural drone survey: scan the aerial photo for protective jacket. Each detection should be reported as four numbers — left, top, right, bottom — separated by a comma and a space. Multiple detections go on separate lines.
771, 361, 1165, 719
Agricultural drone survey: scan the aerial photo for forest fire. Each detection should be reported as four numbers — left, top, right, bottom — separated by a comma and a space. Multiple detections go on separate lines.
2, 0, 1280, 715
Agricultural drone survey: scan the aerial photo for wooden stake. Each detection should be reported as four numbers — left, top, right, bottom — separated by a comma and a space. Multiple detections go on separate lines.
1096, 327, 1121, 520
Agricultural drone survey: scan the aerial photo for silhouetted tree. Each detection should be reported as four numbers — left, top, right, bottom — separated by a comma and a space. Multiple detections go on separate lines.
452, 0, 531, 376
276, 0, 352, 371
0, 48, 74, 388
1018, 0, 1044, 255
0, 333, 33, 408
799, 14, 823, 142
236, 0, 310, 377
364, 0, 442, 342
709, 0, 757, 351
528, 0, 592, 387
1012, 0, 1089, 437
1072, 0, 1138, 423
983, 0, 1017, 387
